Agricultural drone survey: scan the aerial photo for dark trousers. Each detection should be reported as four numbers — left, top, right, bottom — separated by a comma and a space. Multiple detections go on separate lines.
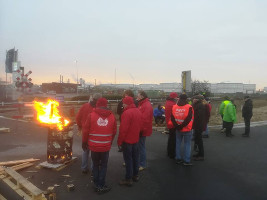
167, 128, 176, 158
221, 115, 225, 129
154, 116, 165, 125
91, 151, 109, 188
194, 129, 204, 157
224, 121, 233, 136
122, 142, 139, 180
244, 118, 251, 135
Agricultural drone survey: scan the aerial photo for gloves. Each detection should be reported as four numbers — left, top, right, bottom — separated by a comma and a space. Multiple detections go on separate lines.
82, 142, 88, 151
175, 124, 182, 130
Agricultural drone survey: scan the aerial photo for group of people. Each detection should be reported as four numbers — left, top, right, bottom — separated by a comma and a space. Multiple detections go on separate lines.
76, 90, 253, 195
76, 90, 153, 194
219, 96, 253, 137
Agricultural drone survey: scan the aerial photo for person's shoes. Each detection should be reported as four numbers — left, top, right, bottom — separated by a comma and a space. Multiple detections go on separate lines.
97, 185, 111, 194
139, 166, 146, 171
192, 154, 199, 158
119, 179, 133, 187
194, 156, 204, 161
82, 169, 89, 174
242, 133, 249, 137
132, 175, 139, 182
175, 159, 183, 164
183, 162, 193, 166
229, 133, 234, 137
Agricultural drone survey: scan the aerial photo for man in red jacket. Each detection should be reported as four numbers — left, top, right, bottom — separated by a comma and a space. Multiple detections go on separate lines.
165, 92, 179, 159
137, 91, 153, 171
76, 93, 102, 174
82, 98, 117, 194
118, 96, 142, 186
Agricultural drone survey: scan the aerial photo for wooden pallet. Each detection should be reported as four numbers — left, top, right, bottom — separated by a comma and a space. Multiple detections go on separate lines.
0, 168, 47, 200
36, 157, 77, 171
0, 158, 40, 167
0, 193, 7, 200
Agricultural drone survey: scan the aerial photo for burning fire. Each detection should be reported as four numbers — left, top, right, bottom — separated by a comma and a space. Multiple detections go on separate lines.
34, 99, 69, 130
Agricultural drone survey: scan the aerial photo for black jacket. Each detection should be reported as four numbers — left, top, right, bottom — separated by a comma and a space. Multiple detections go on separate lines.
242, 99, 253, 119
192, 101, 206, 131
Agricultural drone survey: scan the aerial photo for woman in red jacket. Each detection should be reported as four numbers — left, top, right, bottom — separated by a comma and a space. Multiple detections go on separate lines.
137, 91, 153, 171
82, 98, 117, 194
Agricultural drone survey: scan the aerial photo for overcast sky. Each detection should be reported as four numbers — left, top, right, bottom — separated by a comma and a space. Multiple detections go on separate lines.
1, 0, 267, 89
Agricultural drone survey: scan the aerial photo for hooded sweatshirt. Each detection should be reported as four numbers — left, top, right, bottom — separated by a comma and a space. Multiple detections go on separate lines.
82, 107, 117, 152
117, 104, 142, 146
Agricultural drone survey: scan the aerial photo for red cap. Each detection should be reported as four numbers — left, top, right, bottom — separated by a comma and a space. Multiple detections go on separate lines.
123, 96, 134, 105
96, 98, 108, 107
169, 92, 178, 99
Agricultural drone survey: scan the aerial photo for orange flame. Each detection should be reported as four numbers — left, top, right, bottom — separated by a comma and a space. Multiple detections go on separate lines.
33, 99, 69, 130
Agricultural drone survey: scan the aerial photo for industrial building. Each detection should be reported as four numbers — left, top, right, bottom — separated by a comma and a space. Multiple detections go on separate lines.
99, 82, 256, 94
41, 82, 79, 94
210, 83, 256, 94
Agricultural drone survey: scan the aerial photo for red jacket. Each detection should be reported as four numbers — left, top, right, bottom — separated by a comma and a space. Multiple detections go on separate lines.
76, 103, 94, 130
165, 99, 176, 129
117, 104, 142, 146
82, 107, 117, 152
138, 98, 153, 137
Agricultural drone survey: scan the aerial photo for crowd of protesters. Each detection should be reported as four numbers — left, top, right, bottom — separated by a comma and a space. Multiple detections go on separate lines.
76, 90, 252, 194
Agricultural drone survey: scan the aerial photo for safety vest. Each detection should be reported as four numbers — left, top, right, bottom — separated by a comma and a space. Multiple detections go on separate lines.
88, 111, 115, 152
170, 104, 194, 132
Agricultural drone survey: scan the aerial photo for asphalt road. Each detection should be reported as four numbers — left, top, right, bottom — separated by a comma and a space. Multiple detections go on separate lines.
0, 117, 267, 200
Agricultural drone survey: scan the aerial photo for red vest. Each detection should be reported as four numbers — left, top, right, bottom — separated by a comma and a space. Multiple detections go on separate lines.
170, 104, 194, 132
88, 111, 116, 152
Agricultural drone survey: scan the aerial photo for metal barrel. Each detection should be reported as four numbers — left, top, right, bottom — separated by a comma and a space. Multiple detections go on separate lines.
47, 127, 73, 164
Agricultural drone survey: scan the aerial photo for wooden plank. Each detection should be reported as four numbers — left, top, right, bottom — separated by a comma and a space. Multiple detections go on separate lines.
0, 128, 10, 133
2, 177, 32, 200
12, 162, 34, 171
4, 168, 44, 197
0, 158, 40, 166
0, 193, 7, 200
0, 162, 34, 174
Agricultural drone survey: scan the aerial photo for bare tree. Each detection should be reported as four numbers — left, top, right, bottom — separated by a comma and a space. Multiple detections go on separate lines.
191, 80, 210, 96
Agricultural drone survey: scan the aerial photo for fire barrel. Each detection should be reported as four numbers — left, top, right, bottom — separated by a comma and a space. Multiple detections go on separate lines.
47, 126, 74, 164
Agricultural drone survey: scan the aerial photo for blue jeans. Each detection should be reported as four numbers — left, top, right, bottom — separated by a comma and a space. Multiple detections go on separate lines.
123, 143, 139, 179
81, 149, 93, 171
175, 130, 192, 163
138, 136, 146, 167
203, 125, 209, 136
91, 151, 109, 188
